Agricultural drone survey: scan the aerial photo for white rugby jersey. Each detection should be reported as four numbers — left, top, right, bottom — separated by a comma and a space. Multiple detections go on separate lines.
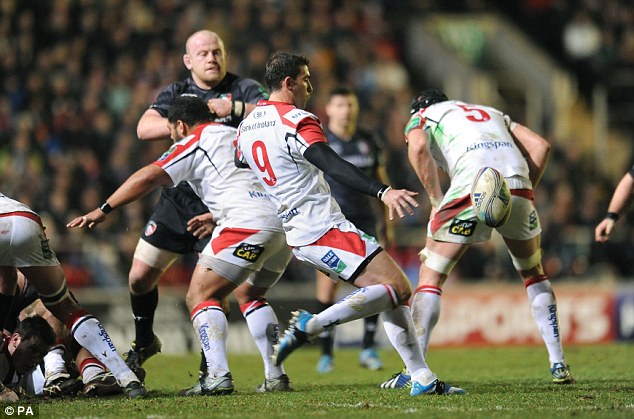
405, 100, 530, 198
237, 100, 346, 246
0, 193, 36, 215
154, 122, 281, 231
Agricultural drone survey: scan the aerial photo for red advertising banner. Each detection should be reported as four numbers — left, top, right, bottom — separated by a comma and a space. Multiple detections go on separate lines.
429, 285, 616, 347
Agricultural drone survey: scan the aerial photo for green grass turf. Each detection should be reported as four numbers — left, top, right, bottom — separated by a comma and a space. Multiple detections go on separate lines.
29, 343, 634, 418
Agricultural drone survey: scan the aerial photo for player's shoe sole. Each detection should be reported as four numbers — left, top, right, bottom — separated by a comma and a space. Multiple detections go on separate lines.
411, 379, 467, 396
273, 310, 313, 366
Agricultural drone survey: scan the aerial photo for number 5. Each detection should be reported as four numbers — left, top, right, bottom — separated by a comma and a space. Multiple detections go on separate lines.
457, 104, 490, 122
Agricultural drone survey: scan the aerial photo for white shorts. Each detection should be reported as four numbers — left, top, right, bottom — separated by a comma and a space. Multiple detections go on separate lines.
0, 212, 59, 267
292, 220, 381, 282
428, 189, 541, 244
199, 226, 291, 286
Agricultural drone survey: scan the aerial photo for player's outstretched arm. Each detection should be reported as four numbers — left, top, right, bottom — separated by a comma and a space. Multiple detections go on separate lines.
595, 172, 634, 242
304, 142, 418, 219
67, 165, 172, 229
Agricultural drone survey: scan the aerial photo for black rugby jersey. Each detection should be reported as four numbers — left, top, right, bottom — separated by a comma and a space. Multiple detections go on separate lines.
150, 72, 268, 128
324, 128, 385, 230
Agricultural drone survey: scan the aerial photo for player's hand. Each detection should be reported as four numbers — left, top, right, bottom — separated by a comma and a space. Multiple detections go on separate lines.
381, 189, 419, 220
595, 218, 615, 242
207, 98, 231, 118
187, 212, 216, 239
0, 385, 19, 402
66, 208, 107, 229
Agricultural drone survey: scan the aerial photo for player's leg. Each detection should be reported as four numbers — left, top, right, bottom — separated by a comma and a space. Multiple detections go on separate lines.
125, 239, 179, 368
504, 235, 573, 383
10, 215, 145, 397
26, 300, 83, 398
499, 191, 573, 384
315, 271, 337, 373
180, 261, 240, 396
359, 313, 382, 370
276, 224, 465, 395
234, 273, 292, 392
412, 240, 469, 356
21, 264, 147, 398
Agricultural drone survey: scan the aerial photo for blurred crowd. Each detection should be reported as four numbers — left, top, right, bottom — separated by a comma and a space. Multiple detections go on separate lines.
0, 0, 632, 287
500, 0, 634, 96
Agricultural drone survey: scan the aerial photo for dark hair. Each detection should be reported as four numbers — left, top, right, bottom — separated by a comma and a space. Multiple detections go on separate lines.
264, 51, 310, 92
329, 86, 354, 98
410, 89, 448, 114
167, 96, 215, 126
14, 316, 55, 347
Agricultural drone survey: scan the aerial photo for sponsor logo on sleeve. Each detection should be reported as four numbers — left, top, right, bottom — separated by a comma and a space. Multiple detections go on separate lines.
157, 144, 178, 162
233, 243, 264, 262
449, 219, 476, 236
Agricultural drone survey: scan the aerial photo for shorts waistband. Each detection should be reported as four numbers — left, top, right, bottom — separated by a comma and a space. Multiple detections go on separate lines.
0, 211, 42, 226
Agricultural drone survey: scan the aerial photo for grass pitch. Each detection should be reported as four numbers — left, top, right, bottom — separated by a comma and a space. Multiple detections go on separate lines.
34, 343, 633, 418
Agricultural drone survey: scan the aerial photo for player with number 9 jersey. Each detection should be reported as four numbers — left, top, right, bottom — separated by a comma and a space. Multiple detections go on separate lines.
237, 102, 346, 247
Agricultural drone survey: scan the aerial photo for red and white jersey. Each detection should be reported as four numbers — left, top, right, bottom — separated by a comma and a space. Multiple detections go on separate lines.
0, 193, 36, 215
154, 122, 281, 232
406, 100, 529, 198
237, 100, 346, 246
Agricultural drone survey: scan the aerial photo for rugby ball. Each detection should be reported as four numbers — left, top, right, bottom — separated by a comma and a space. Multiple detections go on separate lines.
470, 167, 512, 227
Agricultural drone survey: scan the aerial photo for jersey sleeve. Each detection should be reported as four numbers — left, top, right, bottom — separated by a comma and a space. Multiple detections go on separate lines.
239, 78, 269, 104
296, 118, 327, 152
149, 82, 184, 117
404, 112, 425, 138
152, 137, 199, 185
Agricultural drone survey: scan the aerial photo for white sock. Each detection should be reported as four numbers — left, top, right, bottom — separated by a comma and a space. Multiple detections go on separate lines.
43, 345, 68, 379
241, 299, 285, 380
191, 301, 230, 377
80, 357, 106, 383
526, 278, 565, 365
306, 284, 398, 336
68, 311, 137, 387
410, 285, 441, 356
382, 305, 436, 385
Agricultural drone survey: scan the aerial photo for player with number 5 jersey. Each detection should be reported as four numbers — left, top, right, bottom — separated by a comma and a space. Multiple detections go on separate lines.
383, 89, 574, 389
238, 52, 466, 396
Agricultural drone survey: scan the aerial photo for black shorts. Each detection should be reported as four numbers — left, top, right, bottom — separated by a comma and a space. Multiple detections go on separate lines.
348, 218, 377, 238
141, 182, 211, 254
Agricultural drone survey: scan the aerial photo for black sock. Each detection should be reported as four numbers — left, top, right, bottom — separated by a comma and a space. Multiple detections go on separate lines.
362, 314, 379, 349
317, 301, 333, 356
199, 350, 207, 374
130, 286, 159, 347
